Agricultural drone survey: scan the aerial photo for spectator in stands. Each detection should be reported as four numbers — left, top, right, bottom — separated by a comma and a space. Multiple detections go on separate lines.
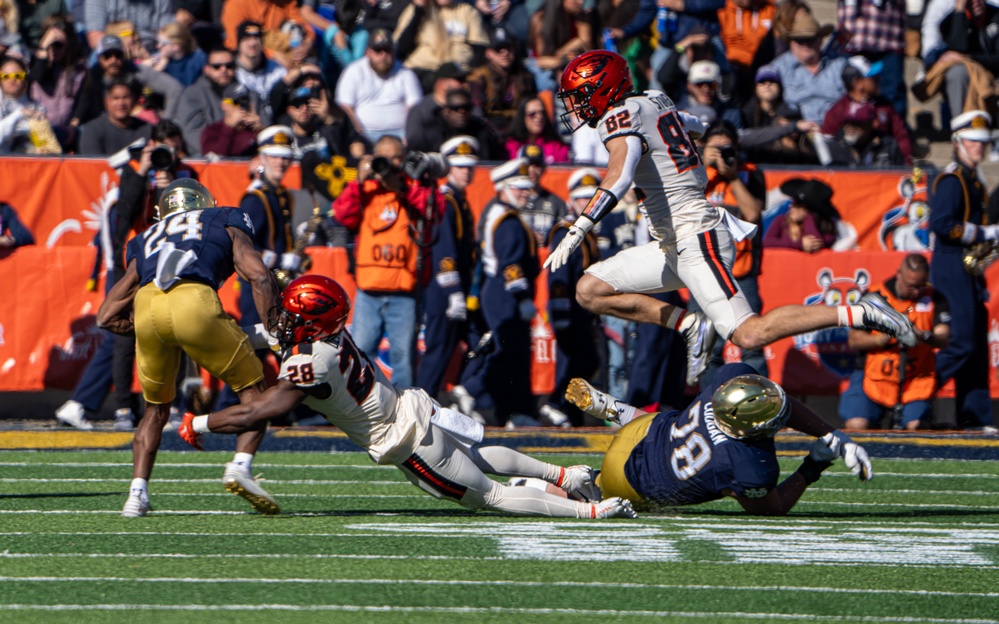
406, 62, 469, 150
335, 29, 423, 143
268, 61, 325, 124
0, 55, 47, 152
595, 0, 655, 92
769, 10, 847, 122
28, 14, 85, 148
147, 21, 206, 87
221, 0, 314, 67
648, 0, 728, 94
929, 110, 997, 432
315, 0, 367, 78
84, 0, 173, 51
528, 0, 596, 91
410, 87, 505, 159
358, 0, 411, 34
765, 178, 851, 252
718, 0, 775, 102
752, 0, 811, 68
0, 201, 34, 250
172, 0, 217, 26
467, 27, 537, 139
505, 96, 570, 162
332, 135, 445, 389
653, 26, 716, 102
822, 55, 912, 164
200, 82, 261, 157
917, 0, 999, 131
825, 100, 907, 167
696, 119, 767, 380
837, 0, 907, 118
78, 77, 154, 155
740, 64, 822, 164
678, 60, 743, 128
286, 83, 366, 161
518, 143, 567, 245
839, 254, 950, 431
176, 46, 235, 157
473, 0, 532, 43
394, 0, 490, 91
16, 0, 67, 51
233, 21, 287, 126
74, 34, 183, 126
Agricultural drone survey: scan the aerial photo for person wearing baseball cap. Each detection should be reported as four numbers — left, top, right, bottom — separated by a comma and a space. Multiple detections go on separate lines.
927, 107, 998, 434
230, 20, 285, 125
682, 61, 742, 129
415, 135, 481, 398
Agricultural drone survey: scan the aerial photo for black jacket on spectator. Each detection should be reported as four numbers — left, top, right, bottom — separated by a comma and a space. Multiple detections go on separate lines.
940, 6, 999, 75
406, 102, 505, 160
176, 74, 226, 156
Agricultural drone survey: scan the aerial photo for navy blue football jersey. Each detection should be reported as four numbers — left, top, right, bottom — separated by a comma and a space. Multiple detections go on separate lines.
624, 363, 780, 506
127, 208, 255, 291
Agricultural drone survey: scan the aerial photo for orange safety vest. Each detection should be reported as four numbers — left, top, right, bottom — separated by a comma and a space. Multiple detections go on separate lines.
862, 281, 938, 407
704, 163, 761, 278
717, 0, 776, 67
354, 179, 419, 293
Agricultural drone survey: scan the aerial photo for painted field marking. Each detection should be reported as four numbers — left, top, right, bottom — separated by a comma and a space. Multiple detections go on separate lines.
0, 576, 996, 599
0, 478, 408, 485
0, 462, 395, 470
0, 604, 994, 623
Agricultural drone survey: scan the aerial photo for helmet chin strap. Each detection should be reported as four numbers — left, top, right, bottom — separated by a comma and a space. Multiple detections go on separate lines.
954, 136, 981, 168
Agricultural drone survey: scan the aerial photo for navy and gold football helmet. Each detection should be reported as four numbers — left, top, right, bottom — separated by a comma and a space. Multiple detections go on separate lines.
712, 375, 790, 440
156, 178, 216, 221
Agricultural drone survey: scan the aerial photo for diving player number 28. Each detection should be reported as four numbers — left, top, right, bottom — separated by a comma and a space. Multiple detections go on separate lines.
669, 401, 712, 480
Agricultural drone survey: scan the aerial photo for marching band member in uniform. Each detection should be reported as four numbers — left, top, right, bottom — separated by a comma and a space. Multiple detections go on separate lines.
929, 110, 999, 432
416, 136, 479, 399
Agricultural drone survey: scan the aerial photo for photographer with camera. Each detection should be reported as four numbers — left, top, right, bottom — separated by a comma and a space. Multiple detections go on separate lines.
333, 136, 448, 389
692, 120, 767, 383
284, 84, 366, 162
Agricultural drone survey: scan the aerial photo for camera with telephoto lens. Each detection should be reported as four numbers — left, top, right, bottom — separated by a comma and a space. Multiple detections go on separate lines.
150, 145, 175, 171
370, 155, 397, 177
402, 151, 450, 181
720, 146, 737, 166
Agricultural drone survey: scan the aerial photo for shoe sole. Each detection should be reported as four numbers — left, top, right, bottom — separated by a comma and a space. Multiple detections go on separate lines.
864, 297, 916, 347
224, 478, 281, 515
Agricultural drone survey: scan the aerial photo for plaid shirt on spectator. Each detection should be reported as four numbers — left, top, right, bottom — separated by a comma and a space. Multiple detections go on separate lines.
837, 0, 906, 54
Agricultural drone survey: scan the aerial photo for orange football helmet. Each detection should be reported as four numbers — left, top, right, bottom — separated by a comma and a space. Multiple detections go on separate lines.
557, 50, 634, 132
272, 275, 351, 346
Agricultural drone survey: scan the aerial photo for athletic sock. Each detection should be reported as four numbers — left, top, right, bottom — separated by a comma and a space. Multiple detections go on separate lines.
837, 305, 867, 328
233, 452, 254, 469
665, 307, 687, 331
130, 478, 148, 494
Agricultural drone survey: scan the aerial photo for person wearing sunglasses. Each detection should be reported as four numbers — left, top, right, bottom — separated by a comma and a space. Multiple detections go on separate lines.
0, 55, 48, 153
175, 46, 236, 157
505, 95, 569, 163
432, 87, 504, 160
28, 15, 85, 147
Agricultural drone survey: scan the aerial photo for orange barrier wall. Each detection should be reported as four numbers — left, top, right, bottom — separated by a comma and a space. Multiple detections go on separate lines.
3, 245, 997, 398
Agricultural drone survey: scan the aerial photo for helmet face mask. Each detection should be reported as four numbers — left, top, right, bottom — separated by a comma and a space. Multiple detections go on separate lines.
711, 375, 790, 440
557, 50, 634, 134
270, 275, 351, 347
156, 179, 216, 221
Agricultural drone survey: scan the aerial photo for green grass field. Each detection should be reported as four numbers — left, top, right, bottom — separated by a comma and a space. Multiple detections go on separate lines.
1, 449, 998, 623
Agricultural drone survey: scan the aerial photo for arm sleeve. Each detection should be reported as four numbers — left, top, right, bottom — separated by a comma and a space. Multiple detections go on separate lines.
226, 207, 256, 237
930, 175, 974, 243
239, 193, 269, 249
334, 65, 358, 107
736, 122, 797, 148
1, 205, 35, 247
331, 181, 364, 231
493, 216, 532, 302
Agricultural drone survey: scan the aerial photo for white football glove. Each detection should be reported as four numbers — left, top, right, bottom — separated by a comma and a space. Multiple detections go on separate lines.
244, 323, 280, 352
543, 216, 595, 271
982, 224, 999, 242
808, 432, 841, 463
280, 252, 302, 272
260, 249, 278, 269
833, 430, 873, 482
446, 292, 467, 321
518, 299, 537, 322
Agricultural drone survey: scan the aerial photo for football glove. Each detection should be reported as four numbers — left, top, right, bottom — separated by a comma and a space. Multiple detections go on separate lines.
178, 412, 204, 451
446, 292, 467, 321
544, 215, 595, 271
808, 432, 841, 463
245, 323, 280, 352
279, 252, 302, 272
833, 430, 873, 482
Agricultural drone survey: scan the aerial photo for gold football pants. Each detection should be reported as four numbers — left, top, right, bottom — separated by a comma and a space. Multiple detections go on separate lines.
595, 413, 658, 504
134, 280, 263, 404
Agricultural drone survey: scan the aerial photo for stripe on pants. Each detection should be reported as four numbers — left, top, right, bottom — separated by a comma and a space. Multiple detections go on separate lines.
698, 230, 738, 299
403, 454, 469, 500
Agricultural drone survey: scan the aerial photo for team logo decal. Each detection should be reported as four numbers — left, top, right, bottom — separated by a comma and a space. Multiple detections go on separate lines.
879, 170, 933, 252
793, 268, 870, 377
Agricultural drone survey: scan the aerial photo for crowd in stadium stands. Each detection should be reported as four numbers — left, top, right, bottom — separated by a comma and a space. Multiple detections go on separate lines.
1, 0, 996, 432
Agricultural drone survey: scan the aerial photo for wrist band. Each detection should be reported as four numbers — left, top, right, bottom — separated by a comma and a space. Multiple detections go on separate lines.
797, 456, 833, 484
581, 187, 619, 224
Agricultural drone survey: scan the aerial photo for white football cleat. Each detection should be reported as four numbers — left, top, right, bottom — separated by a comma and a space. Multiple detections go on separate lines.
859, 292, 916, 348
122, 489, 151, 518
55, 400, 94, 431
592, 497, 638, 519
223, 462, 280, 515
113, 408, 135, 432
539, 404, 572, 428
450, 385, 476, 416
679, 311, 716, 387
558, 465, 601, 502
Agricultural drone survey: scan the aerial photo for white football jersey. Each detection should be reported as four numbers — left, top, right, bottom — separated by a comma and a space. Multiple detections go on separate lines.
597, 90, 722, 245
279, 333, 427, 464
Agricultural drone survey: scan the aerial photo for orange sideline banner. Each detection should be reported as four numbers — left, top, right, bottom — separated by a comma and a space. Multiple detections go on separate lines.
3, 246, 996, 400
4, 156, 923, 252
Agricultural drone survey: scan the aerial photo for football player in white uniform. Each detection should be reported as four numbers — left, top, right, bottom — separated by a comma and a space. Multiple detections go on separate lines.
545, 51, 916, 385
179, 275, 637, 519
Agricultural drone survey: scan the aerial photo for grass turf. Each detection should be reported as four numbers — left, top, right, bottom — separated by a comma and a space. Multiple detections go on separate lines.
0, 450, 997, 623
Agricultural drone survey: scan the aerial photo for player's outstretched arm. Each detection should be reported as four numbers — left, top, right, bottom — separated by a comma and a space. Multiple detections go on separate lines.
189, 380, 307, 437
787, 396, 873, 482
729, 435, 839, 516
230, 227, 280, 328
96, 259, 141, 336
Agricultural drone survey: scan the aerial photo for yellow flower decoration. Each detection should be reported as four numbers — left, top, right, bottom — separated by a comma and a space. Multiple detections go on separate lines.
314, 155, 358, 198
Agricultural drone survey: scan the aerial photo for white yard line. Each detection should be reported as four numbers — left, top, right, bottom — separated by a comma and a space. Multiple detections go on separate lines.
0, 604, 994, 623
0, 576, 996, 599
0, 478, 406, 485
0, 462, 394, 470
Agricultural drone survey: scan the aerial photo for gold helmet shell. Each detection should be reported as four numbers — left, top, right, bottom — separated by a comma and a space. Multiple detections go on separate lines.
711, 375, 789, 440
156, 178, 216, 220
